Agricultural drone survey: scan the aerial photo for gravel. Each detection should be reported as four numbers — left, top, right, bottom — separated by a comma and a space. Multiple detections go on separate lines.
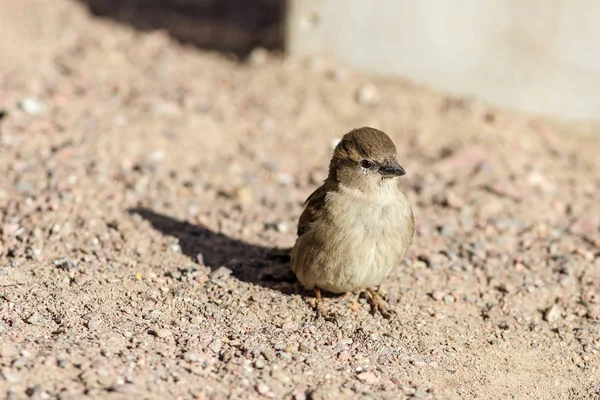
0, 0, 599, 399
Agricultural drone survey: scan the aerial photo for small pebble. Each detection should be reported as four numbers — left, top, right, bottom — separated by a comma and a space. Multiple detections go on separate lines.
410, 358, 427, 367
209, 266, 232, 280
150, 328, 172, 338
52, 258, 77, 271
430, 291, 445, 301
356, 371, 379, 384
19, 98, 44, 114
208, 339, 222, 354
443, 295, 455, 304
545, 304, 562, 322
183, 351, 201, 363
1, 368, 20, 383
12, 357, 27, 368
249, 47, 269, 65
256, 383, 270, 395
355, 84, 381, 106
231, 185, 254, 204
26, 313, 45, 326
101, 348, 112, 357
0, 343, 19, 358
110, 384, 137, 394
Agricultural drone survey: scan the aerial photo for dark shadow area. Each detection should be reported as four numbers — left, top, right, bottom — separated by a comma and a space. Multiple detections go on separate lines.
129, 207, 297, 292
76, 0, 285, 56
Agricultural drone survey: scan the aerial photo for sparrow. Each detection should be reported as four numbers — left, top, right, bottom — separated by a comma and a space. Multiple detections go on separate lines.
291, 127, 414, 318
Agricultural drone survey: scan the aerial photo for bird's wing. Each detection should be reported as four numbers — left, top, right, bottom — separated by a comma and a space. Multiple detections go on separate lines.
297, 185, 329, 237
407, 206, 416, 242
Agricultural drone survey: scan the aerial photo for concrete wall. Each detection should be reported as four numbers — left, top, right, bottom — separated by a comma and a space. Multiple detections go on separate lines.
286, 0, 600, 122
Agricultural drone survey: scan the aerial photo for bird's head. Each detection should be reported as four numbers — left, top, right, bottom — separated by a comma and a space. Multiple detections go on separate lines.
328, 127, 406, 192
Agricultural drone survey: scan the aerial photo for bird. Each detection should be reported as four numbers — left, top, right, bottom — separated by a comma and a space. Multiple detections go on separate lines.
291, 127, 414, 318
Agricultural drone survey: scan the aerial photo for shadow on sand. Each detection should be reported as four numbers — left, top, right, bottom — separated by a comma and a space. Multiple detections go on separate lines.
129, 207, 296, 291
75, 0, 285, 57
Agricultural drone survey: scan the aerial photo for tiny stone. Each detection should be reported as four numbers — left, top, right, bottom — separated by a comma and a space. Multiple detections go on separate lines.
262, 349, 276, 361
110, 384, 138, 394
410, 358, 427, 367
150, 328, 172, 338
256, 383, 270, 395
254, 359, 265, 369
26, 385, 47, 398
430, 291, 445, 301
0, 343, 19, 358
151, 101, 181, 117
544, 304, 562, 322
19, 98, 44, 114
248, 47, 269, 65
2, 223, 20, 236
356, 371, 379, 384
208, 339, 222, 354
231, 185, 254, 204
299, 341, 313, 352
276, 173, 293, 186
52, 257, 77, 271
12, 357, 27, 368
281, 321, 296, 331
1, 368, 20, 383
26, 313, 45, 326
326, 68, 348, 81
276, 222, 288, 233
355, 84, 381, 106
283, 345, 298, 354
183, 351, 201, 363
443, 294, 455, 304
209, 266, 232, 280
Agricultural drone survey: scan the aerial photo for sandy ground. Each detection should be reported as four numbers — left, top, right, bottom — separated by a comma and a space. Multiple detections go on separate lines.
1, 1, 600, 399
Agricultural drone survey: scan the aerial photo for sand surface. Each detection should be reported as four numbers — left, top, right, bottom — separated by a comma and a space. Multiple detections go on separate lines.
1, 1, 599, 399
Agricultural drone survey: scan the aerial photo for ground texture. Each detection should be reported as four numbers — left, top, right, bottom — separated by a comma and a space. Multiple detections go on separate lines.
1, 1, 600, 399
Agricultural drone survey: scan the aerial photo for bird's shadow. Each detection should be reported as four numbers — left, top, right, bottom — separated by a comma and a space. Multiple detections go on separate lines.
128, 207, 297, 293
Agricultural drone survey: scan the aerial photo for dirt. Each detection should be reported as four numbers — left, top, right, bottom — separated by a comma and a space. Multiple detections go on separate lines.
1, 1, 600, 399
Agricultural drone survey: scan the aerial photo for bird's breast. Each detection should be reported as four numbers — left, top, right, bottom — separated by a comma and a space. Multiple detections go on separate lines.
292, 182, 413, 293
322, 184, 411, 267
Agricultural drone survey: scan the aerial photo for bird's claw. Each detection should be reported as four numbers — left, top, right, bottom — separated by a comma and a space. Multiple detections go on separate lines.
367, 288, 395, 319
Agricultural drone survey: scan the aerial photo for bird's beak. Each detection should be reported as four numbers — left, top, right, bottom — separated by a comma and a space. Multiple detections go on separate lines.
378, 160, 406, 177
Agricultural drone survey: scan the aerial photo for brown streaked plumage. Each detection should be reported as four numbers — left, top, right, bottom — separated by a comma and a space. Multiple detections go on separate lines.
291, 127, 414, 318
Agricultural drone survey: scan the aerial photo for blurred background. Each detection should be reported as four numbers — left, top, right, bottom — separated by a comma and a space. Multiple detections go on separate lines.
74, 0, 600, 122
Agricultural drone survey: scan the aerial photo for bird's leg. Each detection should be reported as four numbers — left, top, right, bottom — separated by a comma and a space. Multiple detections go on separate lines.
314, 287, 333, 320
315, 287, 326, 316
366, 288, 393, 319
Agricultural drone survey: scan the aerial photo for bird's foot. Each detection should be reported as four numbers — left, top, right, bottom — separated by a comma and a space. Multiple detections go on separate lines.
366, 288, 395, 319
342, 292, 360, 312
314, 287, 335, 321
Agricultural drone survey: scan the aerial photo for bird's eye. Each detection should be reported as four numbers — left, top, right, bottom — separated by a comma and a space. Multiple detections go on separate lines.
360, 159, 373, 169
